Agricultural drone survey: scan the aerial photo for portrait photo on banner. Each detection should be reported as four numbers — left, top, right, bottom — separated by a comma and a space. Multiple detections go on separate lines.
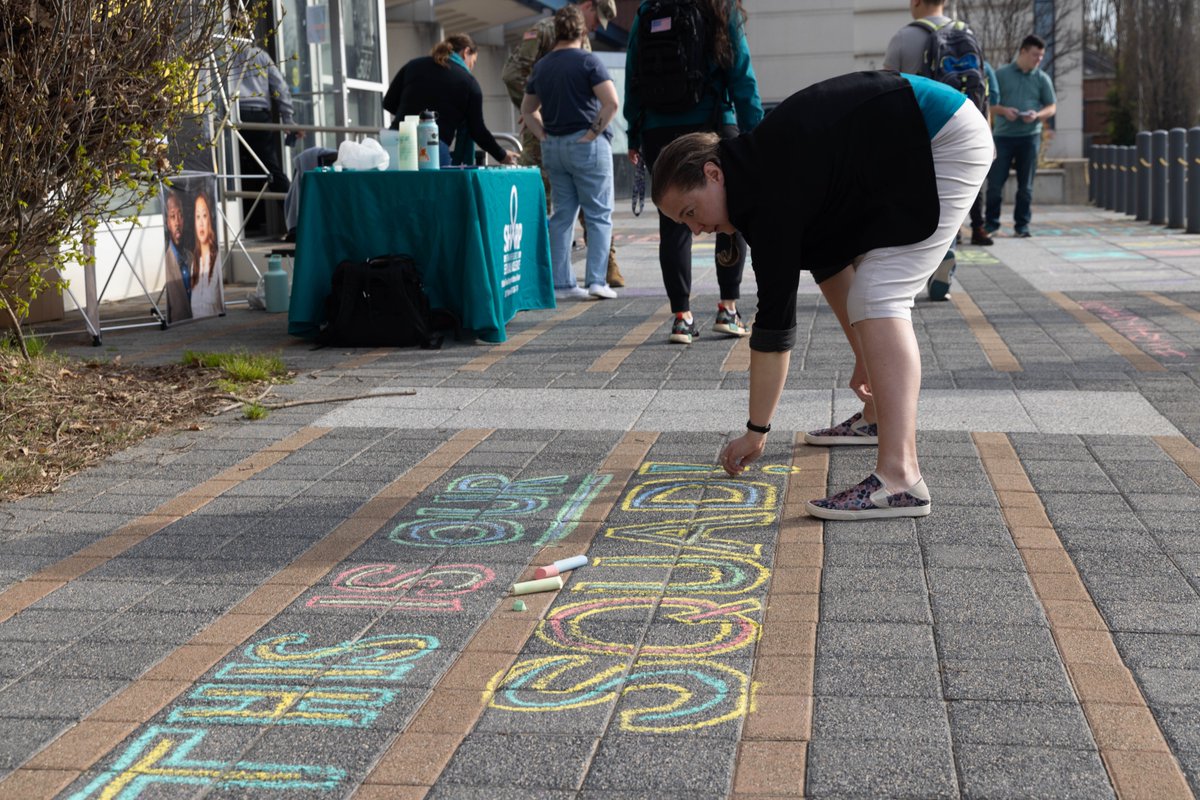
161, 172, 224, 322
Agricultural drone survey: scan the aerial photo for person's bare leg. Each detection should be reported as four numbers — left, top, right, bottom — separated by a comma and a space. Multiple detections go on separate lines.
853, 316, 922, 492
819, 266, 876, 424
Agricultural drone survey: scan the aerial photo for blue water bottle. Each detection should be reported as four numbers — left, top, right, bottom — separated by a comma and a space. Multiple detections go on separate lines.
264, 254, 289, 313
418, 110, 440, 170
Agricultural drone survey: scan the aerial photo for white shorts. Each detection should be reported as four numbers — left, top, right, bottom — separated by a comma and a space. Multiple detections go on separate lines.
846, 103, 994, 324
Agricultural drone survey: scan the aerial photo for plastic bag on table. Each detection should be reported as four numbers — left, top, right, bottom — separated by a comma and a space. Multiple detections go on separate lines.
335, 138, 389, 171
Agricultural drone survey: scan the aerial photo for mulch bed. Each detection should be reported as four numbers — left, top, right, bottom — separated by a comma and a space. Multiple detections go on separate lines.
0, 351, 236, 502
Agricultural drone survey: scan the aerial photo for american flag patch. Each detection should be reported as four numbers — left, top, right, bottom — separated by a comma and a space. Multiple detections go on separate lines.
650, 17, 671, 33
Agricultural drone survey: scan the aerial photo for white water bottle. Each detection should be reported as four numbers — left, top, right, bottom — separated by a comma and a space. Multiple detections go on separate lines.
396, 115, 419, 171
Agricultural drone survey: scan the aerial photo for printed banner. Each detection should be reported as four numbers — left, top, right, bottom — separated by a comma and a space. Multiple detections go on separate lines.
162, 172, 224, 322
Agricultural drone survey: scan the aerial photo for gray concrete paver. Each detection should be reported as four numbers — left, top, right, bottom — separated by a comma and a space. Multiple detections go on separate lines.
4, 206, 1200, 796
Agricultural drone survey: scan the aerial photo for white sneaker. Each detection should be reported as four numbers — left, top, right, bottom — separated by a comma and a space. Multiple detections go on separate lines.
587, 283, 617, 299
556, 286, 589, 300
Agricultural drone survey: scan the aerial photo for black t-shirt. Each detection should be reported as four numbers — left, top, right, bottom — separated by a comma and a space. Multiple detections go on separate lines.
718, 71, 940, 352
526, 49, 613, 140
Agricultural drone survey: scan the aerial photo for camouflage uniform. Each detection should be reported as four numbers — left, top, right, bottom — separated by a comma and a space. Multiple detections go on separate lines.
501, 16, 624, 287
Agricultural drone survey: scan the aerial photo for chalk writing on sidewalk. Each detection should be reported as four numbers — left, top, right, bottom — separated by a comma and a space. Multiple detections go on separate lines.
306, 563, 496, 612
76, 634, 439, 796
1079, 300, 1191, 359
68, 726, 345, 798
389, 472, 610, 547
489, 462, 776, 733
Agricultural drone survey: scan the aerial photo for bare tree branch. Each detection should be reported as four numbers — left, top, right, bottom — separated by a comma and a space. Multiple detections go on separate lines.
0, 0, 229, 356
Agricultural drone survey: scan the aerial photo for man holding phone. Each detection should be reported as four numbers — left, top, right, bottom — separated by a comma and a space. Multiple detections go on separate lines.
985, 34, 1056, 238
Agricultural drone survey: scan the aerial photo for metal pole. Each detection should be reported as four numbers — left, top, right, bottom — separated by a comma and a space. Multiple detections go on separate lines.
1088, 148, 1097, 204
1188, 127, 1200, 234
1136, 131, 1151, 221
1098, 145, 1110, 209
1169, 128, 1187, 228
1108, 144, 1120, 212
1151, 130, 1168, 225
1125, 147, 1138, 216
1114, 145, 1126, 213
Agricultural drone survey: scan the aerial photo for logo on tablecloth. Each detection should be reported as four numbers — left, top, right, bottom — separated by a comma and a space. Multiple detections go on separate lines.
502, 185, 523, 298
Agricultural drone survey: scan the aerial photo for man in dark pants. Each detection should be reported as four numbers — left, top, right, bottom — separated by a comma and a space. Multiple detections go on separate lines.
231, 42, 303, 235
985, 34, 1056, 238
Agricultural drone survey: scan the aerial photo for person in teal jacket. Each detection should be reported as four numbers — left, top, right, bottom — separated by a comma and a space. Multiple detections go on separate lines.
624, 0, 762, 345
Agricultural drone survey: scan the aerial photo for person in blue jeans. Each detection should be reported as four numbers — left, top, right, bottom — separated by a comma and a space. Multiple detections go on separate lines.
985, 34, 1057, 237
521, 5, 620, 300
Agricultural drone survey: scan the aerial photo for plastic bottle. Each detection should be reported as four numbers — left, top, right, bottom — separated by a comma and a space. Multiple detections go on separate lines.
418, 109, 440, 170
264, 254, 289, 313
395, 115, 419, 171
378, 127, 399, 170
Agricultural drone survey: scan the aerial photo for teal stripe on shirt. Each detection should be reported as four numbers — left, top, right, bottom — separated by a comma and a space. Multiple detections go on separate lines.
901, 73, 967, 139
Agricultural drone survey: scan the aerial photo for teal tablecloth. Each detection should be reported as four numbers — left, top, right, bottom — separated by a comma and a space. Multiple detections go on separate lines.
288, 168, 554, 343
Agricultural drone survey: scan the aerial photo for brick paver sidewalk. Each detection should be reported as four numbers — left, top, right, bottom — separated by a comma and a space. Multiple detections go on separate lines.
2, 205, 1200, 798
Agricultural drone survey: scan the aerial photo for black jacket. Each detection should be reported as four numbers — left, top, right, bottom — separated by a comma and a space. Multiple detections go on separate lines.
718, 71, 939, 352
382, 56, 507, 162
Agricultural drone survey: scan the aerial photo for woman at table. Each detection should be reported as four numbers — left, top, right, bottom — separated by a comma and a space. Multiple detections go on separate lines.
383, 34, 519, 167
189, 191, 224, 318
520, 5, 619, 300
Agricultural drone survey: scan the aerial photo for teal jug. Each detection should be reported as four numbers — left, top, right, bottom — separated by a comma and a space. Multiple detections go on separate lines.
264, 254, 289, 313
418, 110, 440, 170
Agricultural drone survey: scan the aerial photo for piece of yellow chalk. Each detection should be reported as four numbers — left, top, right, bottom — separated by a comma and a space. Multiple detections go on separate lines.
511, 576, 563, 596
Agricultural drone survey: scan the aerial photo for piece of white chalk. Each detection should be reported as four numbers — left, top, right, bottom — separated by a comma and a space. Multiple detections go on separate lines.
533, 555, 587, 580
511, 576, 563, 596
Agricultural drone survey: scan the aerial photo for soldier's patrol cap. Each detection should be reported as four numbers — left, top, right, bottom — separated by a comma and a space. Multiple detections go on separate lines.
592, 0, 617, 29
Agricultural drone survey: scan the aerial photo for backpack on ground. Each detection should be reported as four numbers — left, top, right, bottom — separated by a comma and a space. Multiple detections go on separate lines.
632, 0, 713, 116
315, 254, 442, 349
911, 18, 988, 114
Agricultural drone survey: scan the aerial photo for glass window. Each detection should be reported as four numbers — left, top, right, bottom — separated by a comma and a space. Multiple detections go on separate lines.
348, 88, 383, 129
341, 0, 381, 83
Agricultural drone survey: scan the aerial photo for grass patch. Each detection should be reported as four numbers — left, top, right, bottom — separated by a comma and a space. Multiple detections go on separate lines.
243, 403, 269, 420
182, 350, 287, 383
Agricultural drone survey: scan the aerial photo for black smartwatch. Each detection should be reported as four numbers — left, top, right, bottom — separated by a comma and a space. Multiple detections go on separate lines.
746, 420, 771, 434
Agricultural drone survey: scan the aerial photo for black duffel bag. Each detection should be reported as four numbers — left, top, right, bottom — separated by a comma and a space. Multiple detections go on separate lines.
315, 254, 442, 349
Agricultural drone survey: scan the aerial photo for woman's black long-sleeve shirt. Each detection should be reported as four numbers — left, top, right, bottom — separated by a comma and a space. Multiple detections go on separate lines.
718, 71, 940, 353
382, 56, 507, 162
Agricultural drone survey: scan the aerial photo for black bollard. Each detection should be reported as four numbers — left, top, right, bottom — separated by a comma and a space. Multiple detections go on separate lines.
1098, 145, 1111, 210
1108, 143, 1118, 211
1115, 145, 1127, 213
1091, 153, 1099, 204
1151, 130, 1168, 224
1169, 128, 1186, 228
1126, 147, 1138, 216
1189, 127, 1200, 234
1136, 131, 1152, 221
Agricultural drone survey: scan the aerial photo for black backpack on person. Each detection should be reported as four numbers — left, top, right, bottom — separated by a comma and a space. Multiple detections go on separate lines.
315, 254, 442, 349
910, 18, 988, 114
632, 0, 714, 115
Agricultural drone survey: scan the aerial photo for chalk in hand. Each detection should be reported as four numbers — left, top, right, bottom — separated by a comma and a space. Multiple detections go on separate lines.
534, 555, 588, 580
511, 576, 563, 596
